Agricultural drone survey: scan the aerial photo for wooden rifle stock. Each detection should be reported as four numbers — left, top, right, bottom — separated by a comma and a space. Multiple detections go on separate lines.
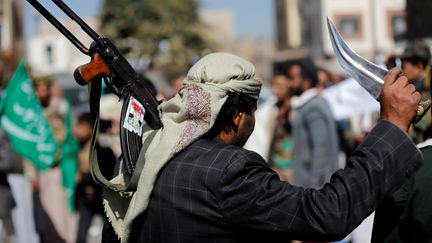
74, 53, 111, 86
27, 0, 163, 179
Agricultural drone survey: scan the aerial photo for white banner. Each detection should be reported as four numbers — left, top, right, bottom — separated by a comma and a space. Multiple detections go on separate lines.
323, 78, 380, 120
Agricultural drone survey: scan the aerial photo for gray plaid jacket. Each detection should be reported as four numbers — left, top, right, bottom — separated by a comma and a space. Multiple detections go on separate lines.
130, 120, 422, 243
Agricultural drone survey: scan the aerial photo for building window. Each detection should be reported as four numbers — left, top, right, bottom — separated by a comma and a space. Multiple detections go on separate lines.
387, 11, 406, 41
334, 14, 363, 40
46, 44, 53, 64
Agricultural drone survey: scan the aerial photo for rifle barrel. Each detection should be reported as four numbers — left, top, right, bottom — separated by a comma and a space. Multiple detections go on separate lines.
26, 0, 89, 55
51, 0, 105, 47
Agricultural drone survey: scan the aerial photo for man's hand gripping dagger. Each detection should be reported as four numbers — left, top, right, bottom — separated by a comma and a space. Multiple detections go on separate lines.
381, 68, 422, 132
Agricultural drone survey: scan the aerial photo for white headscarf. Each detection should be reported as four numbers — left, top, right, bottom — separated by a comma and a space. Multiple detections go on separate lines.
102, 52, 262, 241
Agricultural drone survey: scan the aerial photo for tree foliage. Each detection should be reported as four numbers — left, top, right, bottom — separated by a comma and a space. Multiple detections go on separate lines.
99, 0, 216, 78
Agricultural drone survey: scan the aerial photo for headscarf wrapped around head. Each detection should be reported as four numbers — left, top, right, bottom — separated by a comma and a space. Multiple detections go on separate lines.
102, 52, 262, 241
184, 52, 261, 100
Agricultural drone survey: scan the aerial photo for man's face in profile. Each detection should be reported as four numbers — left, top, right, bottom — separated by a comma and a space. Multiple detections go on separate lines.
402, 60, 424, 83
272, 75, 291, 103
288, 64, 303, 96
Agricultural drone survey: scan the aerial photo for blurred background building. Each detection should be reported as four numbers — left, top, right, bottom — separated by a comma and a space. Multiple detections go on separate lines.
200, 9, 275, 83
0, 0, 24, 87
28, 18, 97, 77
27, 18, 98, 110
200, 10, 235, 46
0, 0, 24, 55
274, 0, 407, 74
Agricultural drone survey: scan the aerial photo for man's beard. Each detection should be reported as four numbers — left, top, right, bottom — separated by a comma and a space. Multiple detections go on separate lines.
40, 99, 50, 107
290, 88, 303, 96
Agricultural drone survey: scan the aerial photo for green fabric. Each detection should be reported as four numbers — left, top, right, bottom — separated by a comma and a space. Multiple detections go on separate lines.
272, 137, 294, 169
99, 53, 262, 241
60, 105, 79, 212
0, 60, 58, 169
0, 60, 78, 212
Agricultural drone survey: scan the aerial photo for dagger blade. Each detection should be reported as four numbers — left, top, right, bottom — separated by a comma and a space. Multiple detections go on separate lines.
327, 17, 387, 99
326, 16, 431, 123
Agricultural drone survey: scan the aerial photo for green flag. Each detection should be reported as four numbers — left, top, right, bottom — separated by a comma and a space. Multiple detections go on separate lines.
0, 60, 58, 170
61, 105, 79, 212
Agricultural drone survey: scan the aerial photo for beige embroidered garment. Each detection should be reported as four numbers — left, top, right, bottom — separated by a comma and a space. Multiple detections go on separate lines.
101, 52, 262, 242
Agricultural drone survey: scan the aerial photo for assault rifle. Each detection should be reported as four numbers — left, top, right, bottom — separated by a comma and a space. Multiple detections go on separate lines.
27, 0, 163, 178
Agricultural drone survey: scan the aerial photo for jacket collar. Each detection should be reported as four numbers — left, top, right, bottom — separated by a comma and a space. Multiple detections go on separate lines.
291, 88, 318, 109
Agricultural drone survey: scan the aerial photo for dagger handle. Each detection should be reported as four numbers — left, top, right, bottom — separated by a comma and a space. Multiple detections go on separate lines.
413, 99, 431, 123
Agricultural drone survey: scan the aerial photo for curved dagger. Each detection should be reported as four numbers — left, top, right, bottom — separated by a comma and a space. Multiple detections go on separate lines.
326, 17, 430, 123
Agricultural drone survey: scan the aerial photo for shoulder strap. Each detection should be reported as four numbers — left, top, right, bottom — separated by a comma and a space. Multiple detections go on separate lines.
88, 78, 147, 192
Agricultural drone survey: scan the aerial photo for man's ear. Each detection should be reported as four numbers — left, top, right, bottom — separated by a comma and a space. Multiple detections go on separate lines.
232, 112, 243, 132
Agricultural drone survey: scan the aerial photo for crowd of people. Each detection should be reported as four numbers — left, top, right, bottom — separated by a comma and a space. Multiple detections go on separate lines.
0, 38, 431, 243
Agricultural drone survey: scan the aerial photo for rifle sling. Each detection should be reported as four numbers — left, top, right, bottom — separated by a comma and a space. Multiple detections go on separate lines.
88, 78, 146, 192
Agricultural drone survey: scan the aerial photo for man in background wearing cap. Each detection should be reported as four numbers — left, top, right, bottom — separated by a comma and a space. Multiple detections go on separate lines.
370, 41, 432, 243
101, 53, 422, 243
401, 40, 431, 93
400, 41, 432, 144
